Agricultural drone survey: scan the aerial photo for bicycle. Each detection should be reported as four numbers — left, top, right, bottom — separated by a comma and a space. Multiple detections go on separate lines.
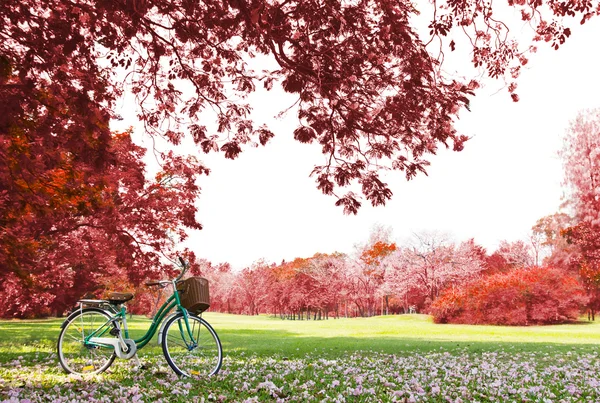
56, 257, 222, 377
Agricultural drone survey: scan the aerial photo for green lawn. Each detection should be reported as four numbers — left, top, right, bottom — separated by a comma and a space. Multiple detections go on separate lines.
2, 313, 600, 402
212, 313, 600, 355
3, 313, 600, 358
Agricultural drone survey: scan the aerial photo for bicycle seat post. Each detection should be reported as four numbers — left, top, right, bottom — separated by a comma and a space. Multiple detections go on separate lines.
120, 306, 130, 339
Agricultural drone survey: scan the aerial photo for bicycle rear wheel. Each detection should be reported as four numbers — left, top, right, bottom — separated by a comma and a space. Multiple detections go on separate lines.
161, 313, 222, 377
57, 308, 117, 375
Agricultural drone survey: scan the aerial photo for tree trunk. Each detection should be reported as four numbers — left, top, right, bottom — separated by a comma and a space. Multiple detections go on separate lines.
385, 295, 389, 316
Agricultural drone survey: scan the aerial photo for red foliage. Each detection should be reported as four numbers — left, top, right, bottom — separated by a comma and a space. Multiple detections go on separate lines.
2, 0, 593, 213
561, 110, 600, 226
431, 267, 588, 325
484, 253, 510, 275
386, 235, 486, 310
562, 222, 600, 316
360, 241, 397, 267
558, 110, 600, 318
0, 129, 205, 318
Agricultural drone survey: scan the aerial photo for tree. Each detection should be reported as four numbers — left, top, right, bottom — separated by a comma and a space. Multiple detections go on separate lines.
235, 260, 274, 315
482, 239, 534, 275
0, 130, 205, 317
562, 222, 600, 319
2, 0, 593, 216
495, 240, 535, 269
561, 109, 600, 225
358, 241, 397, 315
383, 251, 422, 313
431, 266, 588, 326
261, 253, 348, 320
560, 109, 600, 319
531, 213, 577, 268
301, 253, 348, 319
387, 233, 485, 310
484, 240, 536, 275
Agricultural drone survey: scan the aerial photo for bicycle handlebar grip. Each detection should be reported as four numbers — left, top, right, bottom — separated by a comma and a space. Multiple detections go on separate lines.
145, 281, 162, 287
178, 256, 186, 267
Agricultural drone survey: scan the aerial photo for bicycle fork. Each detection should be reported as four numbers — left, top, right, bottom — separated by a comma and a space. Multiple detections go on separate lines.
157, 311, 199, 350
178, 310, 198, 350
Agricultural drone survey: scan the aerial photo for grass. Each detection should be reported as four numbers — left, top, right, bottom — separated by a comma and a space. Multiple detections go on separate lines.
1, 313, 600, 402
212, 313, 600, 355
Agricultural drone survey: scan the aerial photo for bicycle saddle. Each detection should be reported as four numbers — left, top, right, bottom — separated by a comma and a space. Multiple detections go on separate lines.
106, 292, 134, 305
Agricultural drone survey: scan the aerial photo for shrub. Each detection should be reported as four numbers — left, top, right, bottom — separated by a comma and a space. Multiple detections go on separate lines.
430, 266, 588, 325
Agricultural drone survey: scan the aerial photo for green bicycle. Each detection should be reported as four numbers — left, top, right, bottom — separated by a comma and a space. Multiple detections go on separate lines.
56, 257, 222, 377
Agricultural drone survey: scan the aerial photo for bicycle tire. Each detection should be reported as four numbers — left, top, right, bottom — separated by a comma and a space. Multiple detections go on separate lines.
57, 307, 117, 375
161, 313, 222, 377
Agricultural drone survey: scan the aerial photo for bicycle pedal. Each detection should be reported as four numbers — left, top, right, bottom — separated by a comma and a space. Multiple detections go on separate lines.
132, 364, 148, 372
109, 328, 120, 336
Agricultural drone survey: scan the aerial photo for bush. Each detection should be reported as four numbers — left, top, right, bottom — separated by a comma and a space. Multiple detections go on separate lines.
430, 266, 588, 325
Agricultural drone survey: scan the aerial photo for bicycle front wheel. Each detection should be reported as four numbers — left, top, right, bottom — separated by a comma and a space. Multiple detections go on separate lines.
161, 313, 222, 377
57, 308, 117, 375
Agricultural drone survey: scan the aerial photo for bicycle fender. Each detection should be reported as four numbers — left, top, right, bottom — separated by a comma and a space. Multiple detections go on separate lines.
60, 307, 114, 329
157, 312, 179, 345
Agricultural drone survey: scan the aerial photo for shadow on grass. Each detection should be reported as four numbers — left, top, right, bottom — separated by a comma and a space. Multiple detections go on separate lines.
217, 327, 600, 358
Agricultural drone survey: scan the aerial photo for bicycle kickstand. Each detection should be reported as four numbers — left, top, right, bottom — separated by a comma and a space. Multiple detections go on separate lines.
131, 353, 148, 371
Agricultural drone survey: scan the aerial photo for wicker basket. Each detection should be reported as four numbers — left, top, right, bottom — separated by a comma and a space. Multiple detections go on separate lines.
177, 277, 210, 314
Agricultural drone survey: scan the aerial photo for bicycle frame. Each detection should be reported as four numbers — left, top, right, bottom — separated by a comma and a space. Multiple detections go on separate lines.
82, 280, 197, 354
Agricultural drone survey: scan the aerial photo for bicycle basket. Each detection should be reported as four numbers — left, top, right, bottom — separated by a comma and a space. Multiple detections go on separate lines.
176, 277, 210, 314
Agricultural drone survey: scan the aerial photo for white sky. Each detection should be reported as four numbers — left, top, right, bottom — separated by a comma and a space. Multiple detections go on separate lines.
113, 15, 600, 270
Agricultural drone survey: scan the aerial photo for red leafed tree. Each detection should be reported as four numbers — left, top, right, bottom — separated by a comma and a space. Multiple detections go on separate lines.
263, 259, 299, 318
560, 109, 600, 319
201, 262, 239, 314
386, 233, 485, 311
562, 222, 600, 319
297, 253, 348, 319
229, 253, 349, 320
2, 0, 595, 214
431, 266, 588, 326
357, 241, 397, 316
360, 241, 398, 267
484, 240, 535, 274
0, 129, 206, 318
234, 260, 275, 316
531, 213, 578, 269
561, 110, 600, 225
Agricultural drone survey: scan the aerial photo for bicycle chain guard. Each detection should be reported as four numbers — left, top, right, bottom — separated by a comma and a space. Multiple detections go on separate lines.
88, 337, 137, 359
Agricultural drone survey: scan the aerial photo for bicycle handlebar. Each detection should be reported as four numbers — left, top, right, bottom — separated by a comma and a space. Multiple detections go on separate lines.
145, 256, 189, 287
175, 256, 188, 282
145, 280, 170, 287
